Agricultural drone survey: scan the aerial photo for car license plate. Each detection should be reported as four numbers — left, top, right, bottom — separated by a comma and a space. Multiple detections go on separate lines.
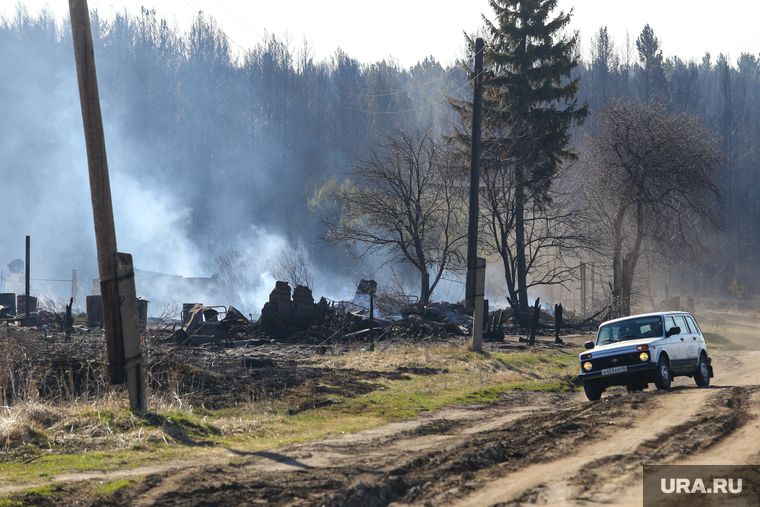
602, 365, 627, 375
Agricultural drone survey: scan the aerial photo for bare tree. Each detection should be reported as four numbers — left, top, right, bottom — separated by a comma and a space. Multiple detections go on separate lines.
582, 99, 724, 317
269, 235, 314, 288
312, 126, 467, 305
477, 133, 593, 323
215, 247, 257, 307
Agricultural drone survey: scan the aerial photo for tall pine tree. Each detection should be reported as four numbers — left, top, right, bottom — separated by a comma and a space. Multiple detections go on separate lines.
635, 24, 667, 101
455, 0, 587, 318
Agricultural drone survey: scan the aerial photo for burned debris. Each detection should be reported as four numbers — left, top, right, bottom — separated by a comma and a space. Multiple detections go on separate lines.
1, 246, 594, 353
260, 281, 330, 333
0, 245, 597, 353
165, 303, 248, 346
159, 280, 594, 353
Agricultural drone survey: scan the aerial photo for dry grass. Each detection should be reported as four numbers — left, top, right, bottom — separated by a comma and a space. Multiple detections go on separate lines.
314, 342, 571, 383
0, 321, 587, 489
0, 330, 570, 461
0, 324, 232, 461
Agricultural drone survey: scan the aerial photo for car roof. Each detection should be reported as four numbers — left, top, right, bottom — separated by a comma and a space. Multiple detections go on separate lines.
600, 311, 692, 326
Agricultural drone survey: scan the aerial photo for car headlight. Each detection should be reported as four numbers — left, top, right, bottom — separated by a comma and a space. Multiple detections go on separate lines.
639, 352, 650, 362
583, 361, 593, 371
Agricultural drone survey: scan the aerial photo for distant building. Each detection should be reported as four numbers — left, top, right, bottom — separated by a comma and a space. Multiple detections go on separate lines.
92, 269, 223, 314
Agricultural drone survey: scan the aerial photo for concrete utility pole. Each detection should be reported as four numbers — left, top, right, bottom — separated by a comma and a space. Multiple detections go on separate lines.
472, 257, 486, 352
69, 0, 146, 411
25, 236, 30, 324
466, 38, 485, 311
71, 269, 78, 301
580, 262, 587, 317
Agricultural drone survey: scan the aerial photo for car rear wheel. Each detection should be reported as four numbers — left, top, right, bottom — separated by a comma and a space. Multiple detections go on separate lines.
583, 379, 604, 401
694, 354, 710, 387
653, 356, 671, 390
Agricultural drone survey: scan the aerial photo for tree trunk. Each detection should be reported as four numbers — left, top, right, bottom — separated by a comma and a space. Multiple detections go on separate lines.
621, 256, 632, 316
412, 222, 430, 304
419, 270, 431, 306
501, 246, 519, 311
515, 164, 529, 314
612, 245, 622, 318
611, 204, 628, 318
620, 202, 644, 317
515, 28, 531, 316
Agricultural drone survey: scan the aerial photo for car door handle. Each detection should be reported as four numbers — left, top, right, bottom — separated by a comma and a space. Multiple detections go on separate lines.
680, 337, 684, 341
692, 337, 696, 340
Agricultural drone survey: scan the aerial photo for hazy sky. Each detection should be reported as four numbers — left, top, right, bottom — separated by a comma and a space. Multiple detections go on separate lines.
4, 0, 758, 67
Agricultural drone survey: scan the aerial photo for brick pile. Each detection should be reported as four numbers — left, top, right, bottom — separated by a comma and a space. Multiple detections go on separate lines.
260, 281, 325, 332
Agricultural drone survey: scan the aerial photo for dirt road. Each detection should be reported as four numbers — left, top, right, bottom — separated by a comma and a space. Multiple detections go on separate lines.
7, 349, 760, 506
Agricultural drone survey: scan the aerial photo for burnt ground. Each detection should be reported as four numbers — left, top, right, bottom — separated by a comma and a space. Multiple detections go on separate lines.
0, 307, 568, 412
10, 362, 760, 507
3, 309, 760, 506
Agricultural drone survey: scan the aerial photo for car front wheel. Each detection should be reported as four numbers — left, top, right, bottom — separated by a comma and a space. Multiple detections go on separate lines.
583, 379, 604, 401
653, 356, 671, 390
694, 355, 710, 387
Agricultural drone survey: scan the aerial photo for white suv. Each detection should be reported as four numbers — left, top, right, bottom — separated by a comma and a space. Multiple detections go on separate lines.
578, 312, 713, 401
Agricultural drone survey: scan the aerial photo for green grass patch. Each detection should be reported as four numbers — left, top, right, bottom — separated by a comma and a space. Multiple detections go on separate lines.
312, 347, 582, 423
454, 376, 579, 403
95, 479, 132, 494
24, 485, 55, 495
455, 385, 511, 403
0, 441, 195, 485
0, 484, 62, 505
491, 349, 579, 376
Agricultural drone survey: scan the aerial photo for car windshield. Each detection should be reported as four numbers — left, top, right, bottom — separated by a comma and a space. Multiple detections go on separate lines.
596, 316, 664, 345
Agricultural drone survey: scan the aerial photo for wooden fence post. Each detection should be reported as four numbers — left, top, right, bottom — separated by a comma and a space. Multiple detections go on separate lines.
528, 298, 540, 346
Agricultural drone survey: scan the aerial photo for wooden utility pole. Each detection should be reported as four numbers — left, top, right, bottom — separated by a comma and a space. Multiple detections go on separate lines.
465, 38, 484, 311
69, 0, 146, 411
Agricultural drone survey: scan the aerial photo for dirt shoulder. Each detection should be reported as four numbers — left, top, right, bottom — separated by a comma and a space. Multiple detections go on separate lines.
4, 347, 757, 506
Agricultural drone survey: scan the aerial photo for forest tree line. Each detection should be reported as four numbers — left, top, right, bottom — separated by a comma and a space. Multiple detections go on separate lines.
1, 3, 758, 312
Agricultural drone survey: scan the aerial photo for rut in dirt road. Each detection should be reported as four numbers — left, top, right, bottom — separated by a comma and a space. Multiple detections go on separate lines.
324, 387, 755, 507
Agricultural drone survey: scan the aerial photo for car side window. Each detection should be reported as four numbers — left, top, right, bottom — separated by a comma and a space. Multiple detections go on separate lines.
686, 316, 701, 335
665, 316, 677, 335
675, 315, 691, 334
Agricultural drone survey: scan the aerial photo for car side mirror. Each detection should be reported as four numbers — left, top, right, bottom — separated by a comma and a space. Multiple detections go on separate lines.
584, 341, 595, 349
665, 326, 681, 338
